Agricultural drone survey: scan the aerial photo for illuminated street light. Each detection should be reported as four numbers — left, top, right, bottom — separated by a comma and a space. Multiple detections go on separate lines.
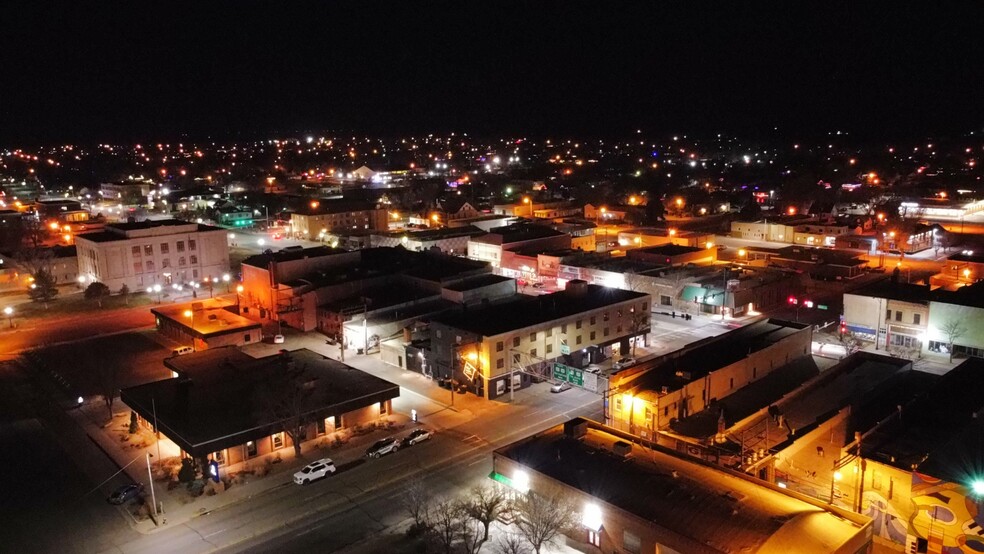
3, 306, 13, 328
972, 480, 984, 496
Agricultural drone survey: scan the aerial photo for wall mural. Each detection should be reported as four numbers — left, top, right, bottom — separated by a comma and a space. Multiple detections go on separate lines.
906, 472, 984, 554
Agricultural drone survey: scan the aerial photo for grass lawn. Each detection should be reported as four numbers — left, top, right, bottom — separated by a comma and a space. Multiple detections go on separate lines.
18, 290, 155, 319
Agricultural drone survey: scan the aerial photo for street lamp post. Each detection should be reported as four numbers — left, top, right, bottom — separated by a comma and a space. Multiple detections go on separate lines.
236, 284, 244, 312
523, 196, 532, 218
146, 452, 159, 522
222, 274, 231, 292
3, 306, 13, 328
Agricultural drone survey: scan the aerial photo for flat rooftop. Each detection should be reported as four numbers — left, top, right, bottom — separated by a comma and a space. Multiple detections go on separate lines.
495, 419, 870, 553
630, 244, 704, 257
432, 283, 647, 337
671, 355, 821, 439
621, 319, 809, 396
242, 245, 350, 268
441, 273, 514, 291
78, 219, 222, 242
122, 348, 399, 456
861, 357, 984, 482
151, 300, 261, 338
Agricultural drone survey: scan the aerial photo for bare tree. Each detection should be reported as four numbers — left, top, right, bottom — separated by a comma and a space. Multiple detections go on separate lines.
494, 533, 533, 554
513, 492, 578, 554
255, 354, 321, 457
464, 484, 510, 543
430, 498, 467, 554
941, 318, 967, 363
401, 476, 432, 534
628, 309, 651, 356
460, 519, 487, 554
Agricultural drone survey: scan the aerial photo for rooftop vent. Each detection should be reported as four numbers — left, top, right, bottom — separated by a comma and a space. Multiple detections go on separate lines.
564, 418, 588, 439
612, 441, 632, 458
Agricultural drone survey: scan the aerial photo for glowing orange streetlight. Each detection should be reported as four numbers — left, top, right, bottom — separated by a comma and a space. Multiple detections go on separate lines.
787, 206, 797, 215
522, 196, 532, 217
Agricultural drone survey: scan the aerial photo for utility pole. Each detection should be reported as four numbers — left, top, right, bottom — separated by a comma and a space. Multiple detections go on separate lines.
152, 397, 161, 461
146, 452, 158, 523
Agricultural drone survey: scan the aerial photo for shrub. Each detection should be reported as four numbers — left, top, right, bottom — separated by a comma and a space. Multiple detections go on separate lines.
128, 411, 139, 434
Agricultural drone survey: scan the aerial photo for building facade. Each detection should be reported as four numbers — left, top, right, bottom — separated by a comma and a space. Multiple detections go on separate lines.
429, 281, 650, 400
75, 219, 229, 291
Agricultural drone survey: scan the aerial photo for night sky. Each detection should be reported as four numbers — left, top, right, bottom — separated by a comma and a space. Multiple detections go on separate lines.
1, 2, 982, 144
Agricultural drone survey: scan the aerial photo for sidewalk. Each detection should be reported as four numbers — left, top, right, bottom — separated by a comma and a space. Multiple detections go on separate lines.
70, 397, 418, 534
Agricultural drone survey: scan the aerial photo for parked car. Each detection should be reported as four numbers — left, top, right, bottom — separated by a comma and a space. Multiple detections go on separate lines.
584, 364, 603, 374
365, 437, 400, 458
550, 382, 572, 393
108, 483, 143, 505
171, 346, 194, 356
402, 428, 433, 447
613, 357, 637, 370
273, 334, 285, 344
293, 458, 336, 484
532, 282, 545, 288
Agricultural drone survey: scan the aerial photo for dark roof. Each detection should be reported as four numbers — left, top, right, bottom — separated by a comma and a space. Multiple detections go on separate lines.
948, 251, 984, 264
296, 199, 378, 215
671, 356, 821, 439
78, 220, 223, 242
861, 357, 984, 482
442, 274, 513, 292
850, 277, 984, 308
623, 320, 809, 395
475, 223, 565, 244
375, 225, 485, 241
242, 246, 349, 268
847, 279, 932, 304
629, 244, 704, 257
121, 348, 399, 456
432, 284, 647, 336
495, 419, 869, 553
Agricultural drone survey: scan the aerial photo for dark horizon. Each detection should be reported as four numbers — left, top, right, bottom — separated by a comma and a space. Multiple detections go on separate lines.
2, 2, 983, 146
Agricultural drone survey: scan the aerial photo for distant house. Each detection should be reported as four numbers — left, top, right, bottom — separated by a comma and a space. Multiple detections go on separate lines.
351, 166, 376, 181
436, 197, 481, 221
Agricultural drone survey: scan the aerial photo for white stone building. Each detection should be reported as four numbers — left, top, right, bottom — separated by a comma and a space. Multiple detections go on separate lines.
76, 219, 229, 291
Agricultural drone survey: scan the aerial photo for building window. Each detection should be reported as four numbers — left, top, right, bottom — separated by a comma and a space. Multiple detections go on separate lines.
160, 243, 169, 254
588, 530, 600, 548
190, 255, 198, 264
546, 344, 553, 354
179, 257, 186, 266
132, 245, 141, 256
641, 302, 648, 312
530, 348, 536, 358
885, 308, 891, 320
177, 241, 185, 252
623, 530, 641, 554
189, 239, 197, 250
144, 244, 153, 256
272, 432, 285, 450
590, 316, 596, 325
496, 341, 504, 352
603, 312, 610, 321
604, 327, 610, 337
561, 324, 567, 333
895, 311, 902, 322
245, 441, 257, 457
213, 449, 226, 465
513, 336, 520, 347
316, 418, 326, 435
530, 332, 536, 342
576, 319, 582, 329
617, 309, 622, 317
590, 331, 596, 341
617, 325, 622, 333
244, 333, 251, 343
145, 260, 155, 271
660, 295, 672, 306
133, 262, 142, 274
614, 396, 622, 412
913, 313, 921, 325
576, 335, 582, 345
497, 358, 504, 369
730, 377, 734, 389
162, 258, 170, 268
546, 327, 553, 338
193, 269, 199, 278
